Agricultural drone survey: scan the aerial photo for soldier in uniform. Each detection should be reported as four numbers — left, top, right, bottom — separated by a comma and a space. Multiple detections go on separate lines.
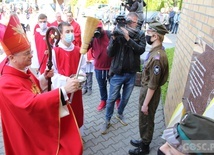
129, 21, 169, 155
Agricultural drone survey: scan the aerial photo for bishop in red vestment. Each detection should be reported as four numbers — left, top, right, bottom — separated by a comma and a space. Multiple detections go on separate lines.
0, 14, 83, 155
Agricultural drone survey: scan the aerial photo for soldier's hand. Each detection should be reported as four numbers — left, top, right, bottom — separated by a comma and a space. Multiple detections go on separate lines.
141, 104, 148, 115
64, 78, 81, 94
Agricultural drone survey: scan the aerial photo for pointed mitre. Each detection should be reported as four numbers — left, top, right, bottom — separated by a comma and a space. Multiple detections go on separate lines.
0, 14, 30, 56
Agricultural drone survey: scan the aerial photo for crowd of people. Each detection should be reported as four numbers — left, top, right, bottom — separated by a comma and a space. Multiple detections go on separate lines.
156, 7, 181, 34
0, 1, 213, 155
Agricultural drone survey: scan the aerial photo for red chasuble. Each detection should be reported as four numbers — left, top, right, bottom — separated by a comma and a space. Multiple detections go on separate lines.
50, 20, 63, 27
70, 20, 82, 47
54, 46, 84, 128
51, 20, 59, 27
34, 25, 49, 74
0, 63, 83, 155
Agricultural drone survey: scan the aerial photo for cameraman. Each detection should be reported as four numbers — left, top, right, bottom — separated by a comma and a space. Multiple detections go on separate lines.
126, 0, 146, 29
101, 12, 146, 134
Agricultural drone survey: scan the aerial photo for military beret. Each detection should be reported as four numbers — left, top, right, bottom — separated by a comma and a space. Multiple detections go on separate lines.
163, 112, 214, 154
148, 20, 168, 35
179, 112, 214, 140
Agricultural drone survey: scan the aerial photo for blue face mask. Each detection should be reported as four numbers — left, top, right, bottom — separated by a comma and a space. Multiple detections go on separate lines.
64, 33, 74, 43
39, 22, 47, 31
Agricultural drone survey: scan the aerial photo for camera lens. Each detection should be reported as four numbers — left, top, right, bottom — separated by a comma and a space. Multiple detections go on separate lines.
94, 30, 101, 38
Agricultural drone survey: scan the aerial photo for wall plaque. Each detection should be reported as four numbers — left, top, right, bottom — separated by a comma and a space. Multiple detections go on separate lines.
183, 37, 214, 114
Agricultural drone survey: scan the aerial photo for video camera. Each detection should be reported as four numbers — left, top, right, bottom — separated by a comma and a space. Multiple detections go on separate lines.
121, 0, 134, 8
112, 15, 140, 39
113, 15, 127, 36
94, 27, 102, 38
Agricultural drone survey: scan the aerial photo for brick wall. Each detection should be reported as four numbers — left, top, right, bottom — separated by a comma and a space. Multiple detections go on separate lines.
164, 0, 214, 123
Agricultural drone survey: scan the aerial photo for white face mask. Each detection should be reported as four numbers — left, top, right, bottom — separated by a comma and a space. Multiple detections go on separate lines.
39, 22, 47, 31
64, 33, 74, 43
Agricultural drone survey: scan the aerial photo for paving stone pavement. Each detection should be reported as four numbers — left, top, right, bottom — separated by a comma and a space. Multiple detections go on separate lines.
82, 77, 166, 155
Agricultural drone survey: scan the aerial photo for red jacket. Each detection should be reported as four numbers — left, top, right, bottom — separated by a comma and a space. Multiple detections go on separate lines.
91, 30, 112, 70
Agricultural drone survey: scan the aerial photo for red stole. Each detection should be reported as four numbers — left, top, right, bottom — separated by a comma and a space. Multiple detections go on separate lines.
54, 46, 84, 128
70, 20, 82, 47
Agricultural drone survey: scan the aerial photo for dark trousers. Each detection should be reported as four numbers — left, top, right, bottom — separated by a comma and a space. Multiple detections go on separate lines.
95, 69, 109, 101
138, 86, 161, 145
172, 23, 179, 34
169, 18, 174, 31
106, 73, 136, 120
83, 72, 93, 90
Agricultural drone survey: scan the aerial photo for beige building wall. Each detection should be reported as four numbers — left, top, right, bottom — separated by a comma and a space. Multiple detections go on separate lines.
164, 0, 214, 124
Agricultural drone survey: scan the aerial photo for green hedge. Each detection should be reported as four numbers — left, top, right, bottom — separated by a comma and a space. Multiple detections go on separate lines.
161, 47, 174, 104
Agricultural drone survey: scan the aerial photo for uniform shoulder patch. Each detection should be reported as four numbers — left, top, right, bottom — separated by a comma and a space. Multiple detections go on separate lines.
153, 52, 160, 60
153, 65, 161, 75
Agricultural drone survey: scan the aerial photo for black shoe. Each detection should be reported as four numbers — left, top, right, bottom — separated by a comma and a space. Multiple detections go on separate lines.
82, 89, 87, 95
130, 139, 143, 147
128, 147, 149, 155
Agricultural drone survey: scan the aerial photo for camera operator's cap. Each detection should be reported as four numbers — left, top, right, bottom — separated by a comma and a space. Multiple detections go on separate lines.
97, 21, 103, 28
162, 112, 214, 153
148, 20, 168, 35
0, 14, 30, 56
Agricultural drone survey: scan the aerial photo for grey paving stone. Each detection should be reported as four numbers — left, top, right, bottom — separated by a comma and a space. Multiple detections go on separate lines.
82, 76, 166, 155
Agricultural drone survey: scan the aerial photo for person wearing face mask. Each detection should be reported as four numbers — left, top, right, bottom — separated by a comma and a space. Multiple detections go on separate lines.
51, 22, 84, 129
129, 20, 169, 155
31, 13, 51, 74
101, 12, 146, 134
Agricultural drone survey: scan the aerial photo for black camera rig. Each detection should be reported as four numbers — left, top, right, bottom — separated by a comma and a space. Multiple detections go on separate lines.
113, 15, 127, 36
121, 0, 134, 8
113, 14, 140, 40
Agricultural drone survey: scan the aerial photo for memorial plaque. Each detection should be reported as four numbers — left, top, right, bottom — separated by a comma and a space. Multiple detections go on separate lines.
183, 38, 214, 114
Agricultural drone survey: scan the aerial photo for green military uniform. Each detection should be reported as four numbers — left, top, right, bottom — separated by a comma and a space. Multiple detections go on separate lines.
139, 44, 169, 145
129, 20, 169, 155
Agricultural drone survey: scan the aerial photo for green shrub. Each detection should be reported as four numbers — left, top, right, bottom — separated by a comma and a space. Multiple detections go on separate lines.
161, 47, 174, 104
